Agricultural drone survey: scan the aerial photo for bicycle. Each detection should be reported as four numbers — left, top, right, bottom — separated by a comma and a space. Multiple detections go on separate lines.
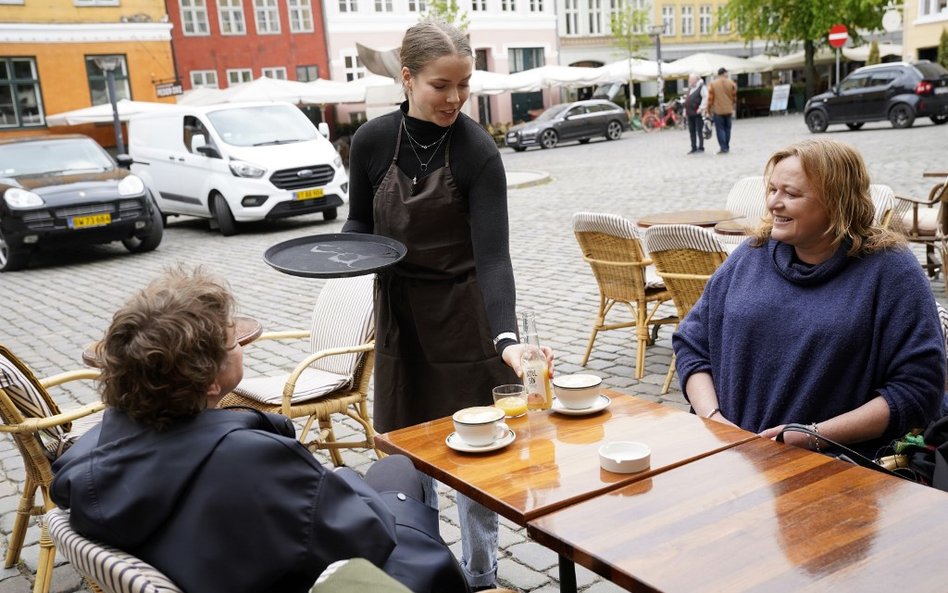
641, 97, 687, 132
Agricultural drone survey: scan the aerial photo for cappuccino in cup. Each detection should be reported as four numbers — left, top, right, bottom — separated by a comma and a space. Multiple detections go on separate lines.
452, 406, 507, 447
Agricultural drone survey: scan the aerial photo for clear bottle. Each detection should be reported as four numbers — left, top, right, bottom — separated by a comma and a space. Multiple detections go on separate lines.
520, 311, 553, 411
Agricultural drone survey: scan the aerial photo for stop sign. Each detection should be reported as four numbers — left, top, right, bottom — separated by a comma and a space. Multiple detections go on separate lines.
828, 24, 848, 48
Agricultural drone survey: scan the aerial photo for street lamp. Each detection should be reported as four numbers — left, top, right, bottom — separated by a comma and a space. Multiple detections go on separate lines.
93, 56, 125, 155
648, 24, 665, 113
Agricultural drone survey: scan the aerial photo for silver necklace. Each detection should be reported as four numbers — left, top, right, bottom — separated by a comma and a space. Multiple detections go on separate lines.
402, 119, 449, 185
402, 118, 449, 150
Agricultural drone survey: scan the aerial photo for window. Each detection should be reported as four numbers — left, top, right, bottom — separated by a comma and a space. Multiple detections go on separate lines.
218, 0, 246, 34
73, 0, 119, 6
699, 5, 711, 34
501, 0, 515, 10
564, 0, 579, 35
374, 0, 392, 10
716, 7, 731, 33
338, 0, 356, 11
0, 58, 44, 128
471, 0, 486, 10
919, 0, 948, 17
628, 0, 647, 34
296, 64, 319, 81
262, 67, 287, 79
588, 0, 603, 34
681, 5, 693, 35
191, 70, 219, 88
288, 0, 313, 31
85, 55, 131, 106
662, 5, 675, 35
408, 0, 426, 10
180, 0, 210, 35
227, 68, 253, 84
254, 0, 281, 33
529, 0, 542, 11
343, 54, 366, 81
509, 47, 543, 73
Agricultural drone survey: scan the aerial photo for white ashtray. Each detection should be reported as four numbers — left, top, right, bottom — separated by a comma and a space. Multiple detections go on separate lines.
598, 441, 651, 474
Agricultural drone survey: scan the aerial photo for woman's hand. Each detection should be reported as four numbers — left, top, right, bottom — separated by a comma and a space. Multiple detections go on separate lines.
501, 344, 555, 378
759, 425, 809, 449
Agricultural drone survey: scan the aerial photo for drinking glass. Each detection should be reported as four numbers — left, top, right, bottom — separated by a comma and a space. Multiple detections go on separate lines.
492, 384, 528, 418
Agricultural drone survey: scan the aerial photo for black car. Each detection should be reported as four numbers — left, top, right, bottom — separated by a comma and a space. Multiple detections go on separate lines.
505, 99, 629, 151
0, 135, 163, 272
804, 60, 948, 132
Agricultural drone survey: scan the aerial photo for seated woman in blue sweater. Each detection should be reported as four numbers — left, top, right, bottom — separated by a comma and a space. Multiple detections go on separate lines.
674, 138, 945, 458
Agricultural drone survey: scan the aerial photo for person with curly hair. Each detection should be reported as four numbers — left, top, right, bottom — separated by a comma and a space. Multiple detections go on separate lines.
51, 267, 468, 593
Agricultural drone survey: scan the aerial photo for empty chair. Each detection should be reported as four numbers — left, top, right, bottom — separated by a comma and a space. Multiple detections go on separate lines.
869, 183, 896, 228
890, 175, 948, 290
220, 274, 380, 466
572, 212, 677, 379
724, 175, 767, 224
642, 224, 728, 394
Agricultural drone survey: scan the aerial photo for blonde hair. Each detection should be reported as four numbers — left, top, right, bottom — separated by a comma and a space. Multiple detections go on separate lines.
751, 138, 903, 255
400, 20, 472, 78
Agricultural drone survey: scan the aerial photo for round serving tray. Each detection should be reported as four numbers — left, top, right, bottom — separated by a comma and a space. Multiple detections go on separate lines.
264, 233, 407, 278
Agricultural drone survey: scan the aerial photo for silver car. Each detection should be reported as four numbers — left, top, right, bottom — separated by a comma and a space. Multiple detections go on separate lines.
505, 99, 629, 151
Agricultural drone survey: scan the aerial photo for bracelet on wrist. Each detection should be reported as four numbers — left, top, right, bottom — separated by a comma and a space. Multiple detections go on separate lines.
705, 407, 721, 419
807, 422, 822, 452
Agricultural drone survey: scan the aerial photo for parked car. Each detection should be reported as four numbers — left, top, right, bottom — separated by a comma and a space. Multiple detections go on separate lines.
129, 102, 347, 236
804, 60, 948, 133
505, 99, 629, 151
0, 135, 163, 272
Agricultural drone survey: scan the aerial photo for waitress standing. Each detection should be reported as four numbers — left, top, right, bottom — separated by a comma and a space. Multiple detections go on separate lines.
343, 20, 551, 591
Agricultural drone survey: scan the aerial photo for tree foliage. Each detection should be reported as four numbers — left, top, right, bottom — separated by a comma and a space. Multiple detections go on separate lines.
609, 1, 651, 108
866, 39, 880, 65
938, 28, 948, 70
720, 0, 888, 98
423, 0, 470, 32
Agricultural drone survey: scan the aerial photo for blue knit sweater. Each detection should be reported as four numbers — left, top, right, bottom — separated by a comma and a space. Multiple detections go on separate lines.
674, 239, 945, 457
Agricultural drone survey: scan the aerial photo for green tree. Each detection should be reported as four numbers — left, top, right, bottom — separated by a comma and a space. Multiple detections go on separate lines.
866, 39, 880, 65
938, 28, 948, 70
720, 0, 888, 99
423, 0, 470, 32
609, 1, 650, 109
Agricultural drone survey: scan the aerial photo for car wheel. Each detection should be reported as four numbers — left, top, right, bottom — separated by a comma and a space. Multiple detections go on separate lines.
323, 208, 338, 221
539, 129, 558, 149
0, 225, 30, 272
805, 110, 828, 133
642, 114, 661, 132
578, 138, 591, 144
512, 146, 527, 152
888, 104, 915, 129
846, 122, 865, 130
122, 198, 164, 253
605, 120, 623, 140
212, 192, 238, 236
931, 114, 948, 125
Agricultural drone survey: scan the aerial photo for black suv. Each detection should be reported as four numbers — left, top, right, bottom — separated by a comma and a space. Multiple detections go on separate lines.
804, 61, 948, 132
0, 135, 163, 271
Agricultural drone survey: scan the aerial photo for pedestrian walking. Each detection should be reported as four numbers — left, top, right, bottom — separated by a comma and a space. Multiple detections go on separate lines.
708, 67, 737, 154
685, 73, 708, 154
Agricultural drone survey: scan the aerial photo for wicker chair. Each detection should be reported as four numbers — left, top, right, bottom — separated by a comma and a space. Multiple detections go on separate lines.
642, 225, 728, 394
572, 212, 677, 379
890, 175, 948, 289
219, 274, 380, 467
869, 183, 896, 228
0, 344, 104, 593
724, 175, 767, 223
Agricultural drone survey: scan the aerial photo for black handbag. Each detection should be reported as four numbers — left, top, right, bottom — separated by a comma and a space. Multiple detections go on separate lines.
899, 415, 948, 491
702, 117, 713, 140
776, 423, 914, 482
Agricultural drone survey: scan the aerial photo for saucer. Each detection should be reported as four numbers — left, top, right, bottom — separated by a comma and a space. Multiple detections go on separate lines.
552, 394, 611, 416
445, 428, 516, 453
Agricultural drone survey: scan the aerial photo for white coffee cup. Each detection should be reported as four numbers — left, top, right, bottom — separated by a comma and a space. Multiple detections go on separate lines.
452, 406, 508, 447
552, 373, 603, 409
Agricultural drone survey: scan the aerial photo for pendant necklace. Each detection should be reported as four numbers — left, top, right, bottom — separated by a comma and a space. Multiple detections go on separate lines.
403, 119, 450, 186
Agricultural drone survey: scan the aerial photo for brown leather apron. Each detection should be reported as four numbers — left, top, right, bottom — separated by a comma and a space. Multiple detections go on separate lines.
372, 121, 518, 433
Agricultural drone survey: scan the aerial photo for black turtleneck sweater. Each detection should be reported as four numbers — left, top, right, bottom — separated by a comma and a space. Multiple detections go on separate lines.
343, 103, 517, 354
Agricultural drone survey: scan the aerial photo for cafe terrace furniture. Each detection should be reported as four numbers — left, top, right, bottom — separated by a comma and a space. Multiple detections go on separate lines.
46, 507, 185, 593
725, 175, 768, 223
572, 212, 677, 379
528, 436, 948, 593
642, 225, 728, 394
869, 183, 896, 228
220, 274, 380, 467
891, 174, 948, 290
0, 344, 104, 593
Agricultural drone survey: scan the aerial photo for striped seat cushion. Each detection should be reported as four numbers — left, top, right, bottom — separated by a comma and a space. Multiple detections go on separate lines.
725, 176, 767, 223
870, 184, 895, 226
572, 212, 665, 289
899, 207, 939, 237
309, 275, 375, 377
46, 508, 184, 593
234, 368, 351, 405
642, 224, 727, 254
0, 345, 67, 459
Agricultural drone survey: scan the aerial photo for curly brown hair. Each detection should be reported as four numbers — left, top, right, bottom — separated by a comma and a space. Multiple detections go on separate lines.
98, 267, 235, 431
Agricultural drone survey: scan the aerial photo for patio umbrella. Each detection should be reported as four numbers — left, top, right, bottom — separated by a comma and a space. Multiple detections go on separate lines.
470, 70, 515, 95
598, 58, 662, 83
843, 43, 903, 62
46, 98, 176, 126
176, 76, 360, 106
663, 52, 768, 78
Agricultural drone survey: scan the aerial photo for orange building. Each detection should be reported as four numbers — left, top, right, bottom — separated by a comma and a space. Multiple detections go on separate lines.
0, 0, 176, 148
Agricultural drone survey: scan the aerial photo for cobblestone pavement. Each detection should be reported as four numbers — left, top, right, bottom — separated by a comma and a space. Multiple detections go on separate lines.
1, 113, 947, 593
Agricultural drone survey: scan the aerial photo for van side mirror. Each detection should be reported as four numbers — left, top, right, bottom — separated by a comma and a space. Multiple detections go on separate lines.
190, 133, 207, 153
196, 144, 220, 158
318, 122, 330, 139
115, 154, 134, 169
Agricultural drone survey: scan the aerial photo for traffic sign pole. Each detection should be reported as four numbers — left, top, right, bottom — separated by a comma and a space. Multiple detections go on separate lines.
828, 24, 849, 88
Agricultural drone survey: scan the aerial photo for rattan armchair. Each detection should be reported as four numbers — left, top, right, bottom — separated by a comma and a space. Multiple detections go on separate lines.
0, 344, 104, 593
572, 212, 677, 379
220, 274, 380, 467
870, 183, 896, 228
642, 225, 728, 394
890, 175, 948, 289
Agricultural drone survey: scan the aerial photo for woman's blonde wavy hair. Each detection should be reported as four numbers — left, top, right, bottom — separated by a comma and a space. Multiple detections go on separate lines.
750, 138, 904, 256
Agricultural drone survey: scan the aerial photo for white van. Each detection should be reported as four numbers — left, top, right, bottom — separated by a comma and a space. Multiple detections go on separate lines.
129, 102, 347, 235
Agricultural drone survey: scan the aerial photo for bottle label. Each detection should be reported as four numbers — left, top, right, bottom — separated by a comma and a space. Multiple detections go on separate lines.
523, 360, 552, 410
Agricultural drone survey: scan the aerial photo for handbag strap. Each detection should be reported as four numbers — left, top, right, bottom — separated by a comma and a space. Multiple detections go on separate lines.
776, 423, 908, 480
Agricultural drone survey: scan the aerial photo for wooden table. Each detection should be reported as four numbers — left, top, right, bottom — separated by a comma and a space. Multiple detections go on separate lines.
81, 315, 263, 367
713, 217, 754, 236
923, 171, 947, 178
528, 437, 948, 593
637, 209, 741, 229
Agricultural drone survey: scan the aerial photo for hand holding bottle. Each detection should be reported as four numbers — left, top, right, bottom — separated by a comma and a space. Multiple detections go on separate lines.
501, 344, 555, 378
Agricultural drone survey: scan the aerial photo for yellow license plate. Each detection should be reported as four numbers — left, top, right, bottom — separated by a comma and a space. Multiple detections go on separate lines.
70, 213, 111, 229
295, 188, 324, 201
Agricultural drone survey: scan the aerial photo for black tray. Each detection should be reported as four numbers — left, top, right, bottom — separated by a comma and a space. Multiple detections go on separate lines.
264, 233, 407, 278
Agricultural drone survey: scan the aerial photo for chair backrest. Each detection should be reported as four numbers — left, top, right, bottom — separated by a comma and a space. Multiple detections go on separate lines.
46, 508, 185, 593
869, 183, 895, 228
642, 224, 727, 318
724, 176, 767, 224
572, 212, 649, 301
310, 274, 376, 377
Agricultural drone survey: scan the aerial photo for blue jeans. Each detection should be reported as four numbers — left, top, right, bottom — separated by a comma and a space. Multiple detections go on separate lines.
420, 473, 498, 588
713, 113, 732, 152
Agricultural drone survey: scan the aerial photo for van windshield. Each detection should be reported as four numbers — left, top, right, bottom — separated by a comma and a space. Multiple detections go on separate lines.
206, 105, 319, 147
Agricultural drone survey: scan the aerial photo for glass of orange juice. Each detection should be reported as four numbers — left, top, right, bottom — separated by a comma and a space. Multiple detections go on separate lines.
492, 384, 528, 418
